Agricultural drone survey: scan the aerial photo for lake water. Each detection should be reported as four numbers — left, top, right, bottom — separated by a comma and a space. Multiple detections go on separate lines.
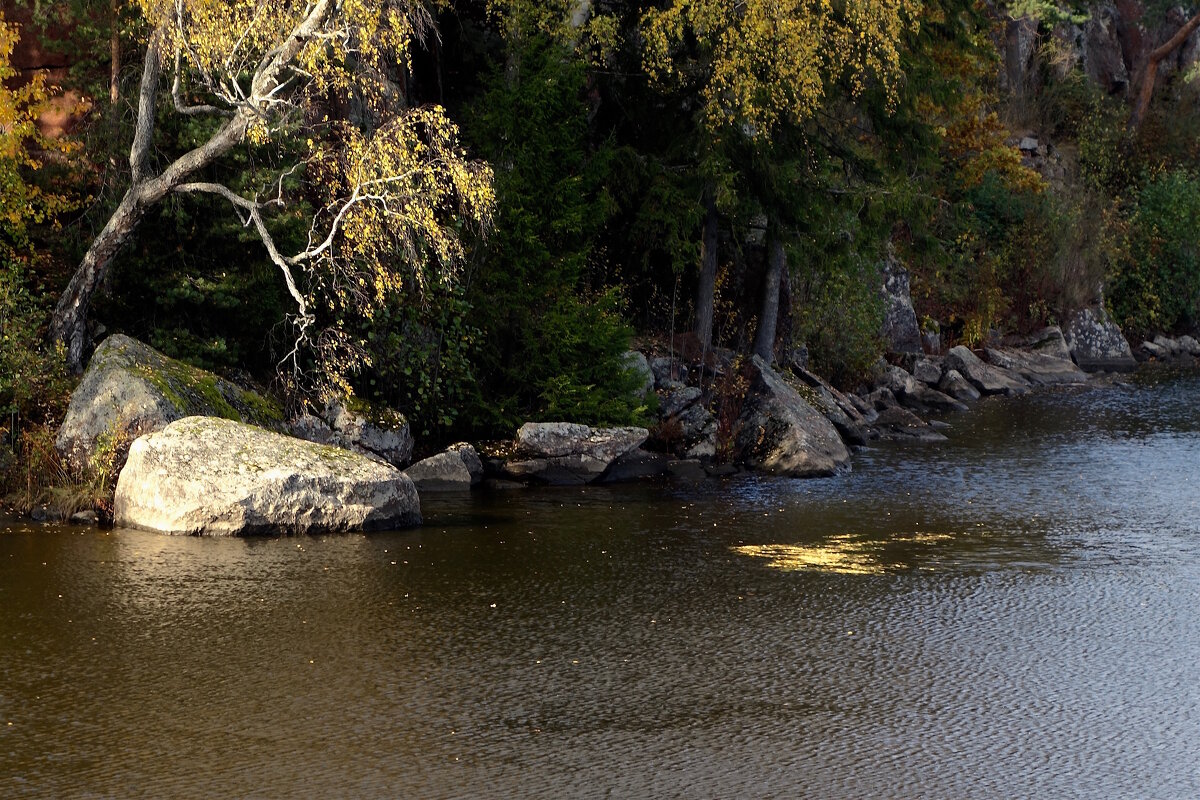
3, 369, 1200, 798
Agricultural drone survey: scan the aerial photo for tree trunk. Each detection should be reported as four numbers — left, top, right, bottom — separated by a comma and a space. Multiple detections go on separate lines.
1129, 11, 1200, 132
49, 189, 149, 370
694, 187, 718, 351
753, 233, 785, 364
109, 0, 120, 104
49, 20, 249, 372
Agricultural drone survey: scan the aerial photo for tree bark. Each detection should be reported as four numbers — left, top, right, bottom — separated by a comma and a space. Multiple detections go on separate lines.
109, 0, 120, 104
1129, 11, 1200, 132
47, 0, 335, 371
49, 23, 251, 371
694, 187, 718, 351
752, 233, 785, 364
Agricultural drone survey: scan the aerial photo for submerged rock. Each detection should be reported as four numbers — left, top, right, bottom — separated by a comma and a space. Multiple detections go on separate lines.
56, 334, 283, 471
872, 406, 949, 443
733, 356, 851, 478
114, 417, 420, 535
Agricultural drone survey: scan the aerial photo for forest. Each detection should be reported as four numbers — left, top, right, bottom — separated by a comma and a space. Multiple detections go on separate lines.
2, 0, 1200, 504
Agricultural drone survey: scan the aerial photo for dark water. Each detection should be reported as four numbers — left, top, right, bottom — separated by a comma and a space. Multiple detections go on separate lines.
3, 370, 1200, 799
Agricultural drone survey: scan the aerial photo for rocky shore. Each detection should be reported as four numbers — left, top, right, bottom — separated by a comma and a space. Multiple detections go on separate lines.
42, 302, 1200, 536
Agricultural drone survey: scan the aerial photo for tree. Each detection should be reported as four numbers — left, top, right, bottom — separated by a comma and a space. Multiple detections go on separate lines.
1129, 10, 1200, 132
49, 0, 493, 382
641, 0, 919, 358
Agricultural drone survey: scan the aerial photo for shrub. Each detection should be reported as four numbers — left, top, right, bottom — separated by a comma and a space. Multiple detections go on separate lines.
1108, 169, 1200, 336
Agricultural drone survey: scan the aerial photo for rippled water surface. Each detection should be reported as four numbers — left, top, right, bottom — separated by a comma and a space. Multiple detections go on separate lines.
4, 370, 1200, 798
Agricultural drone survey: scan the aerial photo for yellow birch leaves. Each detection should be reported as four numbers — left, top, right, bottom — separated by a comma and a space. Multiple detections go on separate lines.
642, 0, 921, 139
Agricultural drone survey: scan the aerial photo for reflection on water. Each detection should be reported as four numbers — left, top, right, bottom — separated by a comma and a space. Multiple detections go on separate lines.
733, 532, 958, 574
3, 371, 1200, 798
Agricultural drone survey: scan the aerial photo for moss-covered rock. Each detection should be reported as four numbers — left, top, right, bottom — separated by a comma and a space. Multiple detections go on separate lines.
56, 334, 284, 470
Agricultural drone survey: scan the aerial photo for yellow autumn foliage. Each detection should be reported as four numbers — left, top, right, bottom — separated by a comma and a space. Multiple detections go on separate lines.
641, 0, 921, 140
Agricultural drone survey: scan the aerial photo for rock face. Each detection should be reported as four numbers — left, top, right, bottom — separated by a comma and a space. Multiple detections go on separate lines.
114, 417, 420, 535
945, 346, 1031, 396
733, 356, 851, 477
290, 400, 413, 468
505, 422, 649, 485
880, 254, 923, 354
984, 347, 1088, 385
1062, 305, 1137, 372
404, 443, 484, 491
57, 334, 283, 470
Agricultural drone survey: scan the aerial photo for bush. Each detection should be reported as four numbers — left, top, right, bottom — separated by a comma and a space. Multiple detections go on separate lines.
1108, 169, 1200, 336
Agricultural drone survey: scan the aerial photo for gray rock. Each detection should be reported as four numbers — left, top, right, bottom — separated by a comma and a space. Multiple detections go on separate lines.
1025, 326, 1072, 361
984, 347, 1088, 385
660, 385, 702, 418
56, 334, 283, 471
1152, 335, 1181, 355
506, 422, 649, 485
911, 358, 944, 386
945, 346, 1031, 396
1178, 335, 1200, 356
323, 400, 413, 468
880, 253, 923, 354
600, 448, 670, 483
649, 357, 686, 388
902, 383, 970, 414
114, 417, 420, 535
69, 510, 98, 525
872, 406, 949, 443
881, 365, 968, 413
794, 381, 870, 446
667, 459, 708, 481
1141, 340, 1168, 359
1062, 306, 1136, 372
404, 443, 484, 491
733, 356, 851, 477
938, 369, 982, 402
867, 387, 900, 411
623, 351, 655, 398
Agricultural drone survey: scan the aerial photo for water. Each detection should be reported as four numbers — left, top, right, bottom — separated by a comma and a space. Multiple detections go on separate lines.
3, 370, 1200, 798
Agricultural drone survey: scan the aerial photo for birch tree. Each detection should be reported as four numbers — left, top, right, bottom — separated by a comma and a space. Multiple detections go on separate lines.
49, 0, 493, 379
641, 0, 919, 357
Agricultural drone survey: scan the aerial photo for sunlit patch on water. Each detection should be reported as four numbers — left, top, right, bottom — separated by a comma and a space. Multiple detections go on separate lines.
733, 532, 956, 574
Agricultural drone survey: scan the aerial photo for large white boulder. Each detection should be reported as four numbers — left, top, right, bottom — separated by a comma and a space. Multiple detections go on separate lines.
114, 417, 420, 535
